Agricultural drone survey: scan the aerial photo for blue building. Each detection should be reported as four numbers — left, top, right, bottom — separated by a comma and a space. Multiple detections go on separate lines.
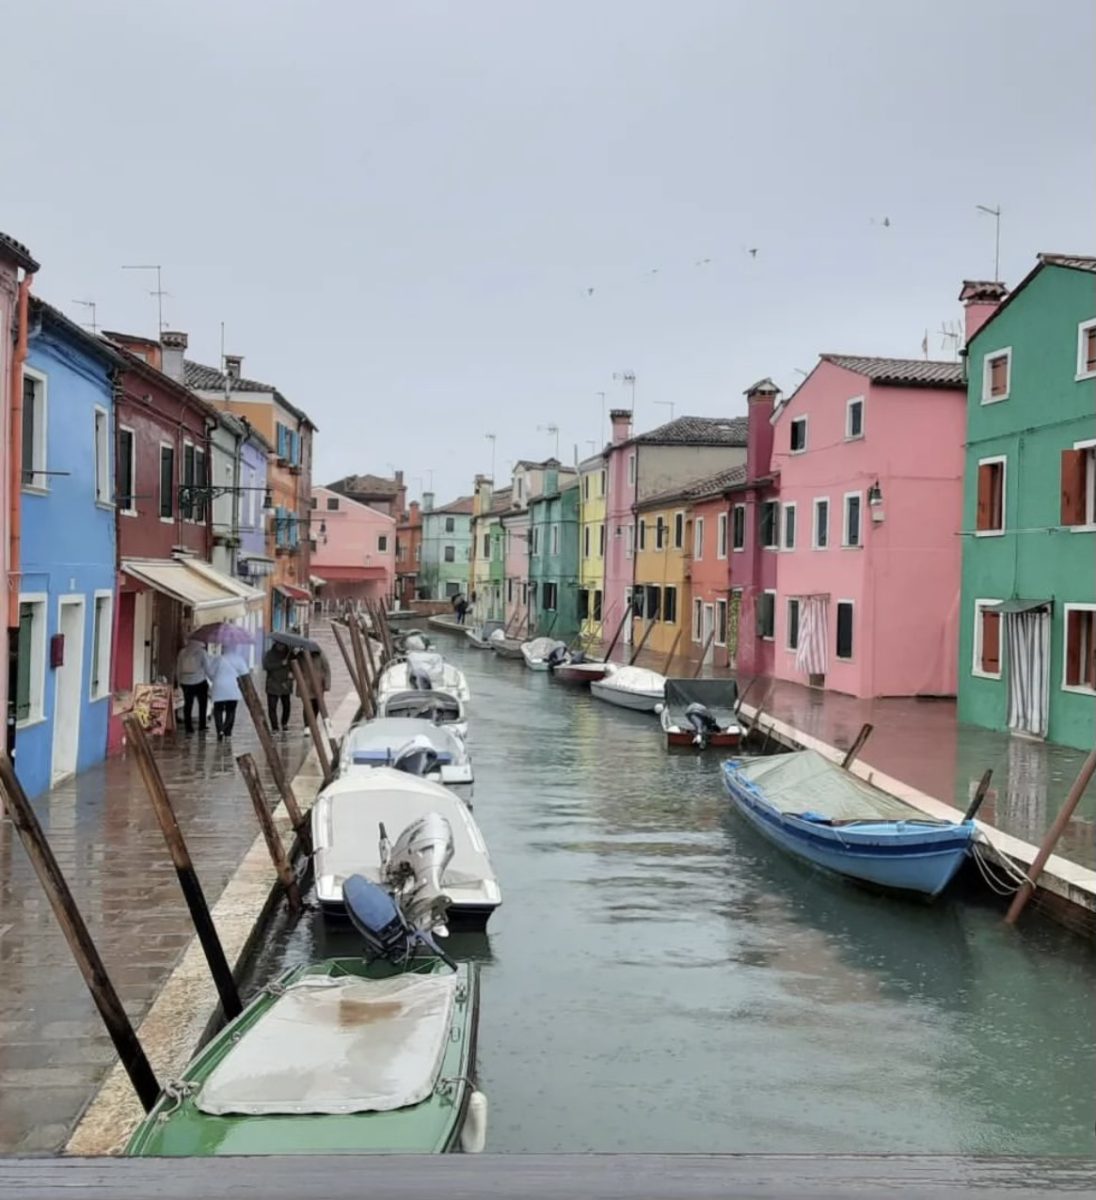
15, 299, 121, 796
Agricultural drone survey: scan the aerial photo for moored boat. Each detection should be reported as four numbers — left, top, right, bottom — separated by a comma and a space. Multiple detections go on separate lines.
550, 657, 609, 684
377, 652, 471, 704
488, 628, 524, 659
520, 636, 566, 671
465, 620, 504, 648
721, 749, 975, 898
378, 690, 469, 741
589, 664, 666, 712
340, 719, 473, 787
658, 678, 741, 748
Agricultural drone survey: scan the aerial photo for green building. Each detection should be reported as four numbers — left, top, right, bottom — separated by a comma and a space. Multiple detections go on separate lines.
958, 255, 1096, 749
528, 472, 581, 639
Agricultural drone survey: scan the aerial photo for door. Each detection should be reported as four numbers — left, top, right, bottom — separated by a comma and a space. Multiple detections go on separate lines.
1005, 608, 1051, 739
132, 591, 151, 685
624, 588, 633, 644
52, 597, 85, 785
702, 604, 715, 666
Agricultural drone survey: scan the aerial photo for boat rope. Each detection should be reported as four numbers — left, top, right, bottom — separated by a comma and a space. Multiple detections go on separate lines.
970, 834, 1030, 896
436, 1074, 474, 1099
156, 1078, 199, 1122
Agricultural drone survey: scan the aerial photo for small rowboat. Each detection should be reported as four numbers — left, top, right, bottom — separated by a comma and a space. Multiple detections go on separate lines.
379, 690, 469, 741
721, 750, 975, 899
658, 678, 741, 748
377, 653, 471, 704
340, 719, 473, 787
488, 628, 524, 659
589, 665, 666, 713
551, 658, 609, 684
465, 620, 503, 649
520, 637, 566, 671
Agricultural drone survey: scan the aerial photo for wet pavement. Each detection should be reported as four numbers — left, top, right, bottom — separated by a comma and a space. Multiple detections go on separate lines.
247, 631, 1096, 1156
0, 622, 352, 1154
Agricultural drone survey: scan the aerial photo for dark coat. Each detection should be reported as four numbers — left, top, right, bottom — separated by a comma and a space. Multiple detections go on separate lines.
296, 648, 332, 697
263, 646, 294, 697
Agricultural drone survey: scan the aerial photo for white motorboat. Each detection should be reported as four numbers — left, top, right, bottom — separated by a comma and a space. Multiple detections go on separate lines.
376, 652, 471, 704
340, 719, 474, 787
590, 664, 666, 713
312, 768, 501, 929
465, 620, 504, 649
378, 690, 469, 742
520, 637, 567, 671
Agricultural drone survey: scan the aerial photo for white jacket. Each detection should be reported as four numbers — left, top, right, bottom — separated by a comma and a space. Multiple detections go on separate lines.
207, 651, 249, 703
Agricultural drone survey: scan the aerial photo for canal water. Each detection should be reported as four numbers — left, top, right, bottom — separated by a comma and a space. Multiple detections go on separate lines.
243, 630, 1096, 1155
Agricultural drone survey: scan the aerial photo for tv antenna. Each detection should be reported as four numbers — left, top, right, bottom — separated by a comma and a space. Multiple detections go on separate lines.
653, 400, 675, 421
939, 321, 963, 360
122, 264, 168, 331
485, 433, 497, 481
537, 423, 560, 458
72, 299, 98, 333
975, 204, 1002, 282
596, 390, 607, 447
613, 371, 637, 420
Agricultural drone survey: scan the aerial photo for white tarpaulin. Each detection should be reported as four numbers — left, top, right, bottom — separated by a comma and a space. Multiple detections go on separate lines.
197, 973, 456, 1116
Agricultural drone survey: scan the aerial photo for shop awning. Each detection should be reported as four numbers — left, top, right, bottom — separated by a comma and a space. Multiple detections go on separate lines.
986, 599, 1052, 614
276, 583, 312, 604
121, 558, 257, 623
185, 559, 265, 612
310, 575, 327, 588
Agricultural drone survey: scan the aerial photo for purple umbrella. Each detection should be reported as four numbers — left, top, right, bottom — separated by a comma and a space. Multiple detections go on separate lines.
190, 622, 254, 648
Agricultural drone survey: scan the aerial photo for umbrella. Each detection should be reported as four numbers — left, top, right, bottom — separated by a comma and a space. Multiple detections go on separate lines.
190, 622, 254, 647
270, 630, 321, 654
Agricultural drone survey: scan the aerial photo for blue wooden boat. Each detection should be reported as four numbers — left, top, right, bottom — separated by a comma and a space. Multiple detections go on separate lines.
721, 750, 974, 898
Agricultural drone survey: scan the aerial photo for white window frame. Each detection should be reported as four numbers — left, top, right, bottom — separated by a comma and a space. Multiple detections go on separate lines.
674, 510, 685, 550
786, 597, 801, 651
159, 440, 175, 523
971, 597, 1003, 681
842, 491, 863, 548
1076, 319, 1096, 381
551, 524, 560, 555
89, 589, 114, 701
835, 598, 855, 661
663, 585, 678, 626
975, 455, 1007, 538
16, 592, 48, 727
693, 516, 705, 560
715, 599, 728, 646
761, 501, 780, 550
981, 347, 1012, 404
93, 406, 111, 507
1062, 602, 1096, 694
782, 502, 797, 551
845, 395, 865, 440
628, 453, 636, 485
731, 504, 746, 552
21, 367, 49, 494
692, 597, 703, 642
789, 415, 808, 454
812, 497, 829, 550
625, 523, 635, 559
759, 590, 776, 642
1070, 438, 1096, 530
717, 512, 728, 559
117, 424, 137, 516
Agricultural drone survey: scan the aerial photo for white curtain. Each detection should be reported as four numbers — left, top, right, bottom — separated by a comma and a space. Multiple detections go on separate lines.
1005, 609, 1050, 738
795, 596, 828, 677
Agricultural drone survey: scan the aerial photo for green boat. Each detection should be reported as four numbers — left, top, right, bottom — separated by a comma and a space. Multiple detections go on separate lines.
126, 957, 482, 1156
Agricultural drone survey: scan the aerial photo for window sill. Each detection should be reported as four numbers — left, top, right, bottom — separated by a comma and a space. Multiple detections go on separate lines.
974, 530, 1005, 538
762, 545, 780, 552
812, 544, 828, 551
844, 433, 865, 442
159, 516, 175, 524
16, 715, 47, 731
835, 655, 854, 663
971, 669, 1002, 682
89, 692, 111, 704
1068, 524, 1096, 533
21, 485, 49, 497
731, 546, 745, 554
841, 543, 864, 550
1061, 683, 1096, 697
980, 394, 1009, 405
1074, 370, 1096, 383
95, 501, 114, 512
120, 508, 139, 519
760, 636, 775, 643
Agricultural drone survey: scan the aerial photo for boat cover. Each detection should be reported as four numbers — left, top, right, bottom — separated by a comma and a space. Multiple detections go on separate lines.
342, 719, 465, 770
600, 666, 665, 694
663, 678, 739, 719
729, 750, 933, 823
523, 637, 564, 659
382, 691, 462, 723
196, 973, 457, 1115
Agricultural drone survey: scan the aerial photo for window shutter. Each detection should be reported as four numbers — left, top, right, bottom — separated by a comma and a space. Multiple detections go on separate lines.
1060, 448, 1087, 526
981, 610, 1001, 673
1086, 328, 1096, 373
1065, 610, 1083, 687
976, 464, 992, 531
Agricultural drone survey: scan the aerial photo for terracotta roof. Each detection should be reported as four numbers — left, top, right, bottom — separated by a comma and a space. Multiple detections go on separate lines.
328, 473, 401, 498
964, 252, 1096, 344
488, 487, 513, 514
820, 355, 965, 388
0, 231, 38, 272
434, 495, 474, 515
743, 377, 780, 396
185, 358, 316, 429
637, 463, 747, 510
633, 415, 749, 446
29, 298, 125, 368
1039, 253, 1096, 273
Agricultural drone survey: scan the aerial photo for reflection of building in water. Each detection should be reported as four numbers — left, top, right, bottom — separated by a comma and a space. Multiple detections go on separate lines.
1000, 736, 1050, 845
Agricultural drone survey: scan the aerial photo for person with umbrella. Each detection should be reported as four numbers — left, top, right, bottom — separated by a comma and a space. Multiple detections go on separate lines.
297, 644, 331, 727
206, 646, 250, 741
263, 640, 294, 731
175, 636, 210, 735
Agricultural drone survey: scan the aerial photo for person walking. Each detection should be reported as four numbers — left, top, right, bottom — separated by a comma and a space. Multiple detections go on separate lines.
175, 637, 210, 734
207, 647, 249, 741
296, 646, 331, 727
263, 641, 294, 731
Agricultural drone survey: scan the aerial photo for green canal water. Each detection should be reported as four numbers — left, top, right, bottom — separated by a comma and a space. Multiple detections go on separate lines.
243, 631, 1096, 1155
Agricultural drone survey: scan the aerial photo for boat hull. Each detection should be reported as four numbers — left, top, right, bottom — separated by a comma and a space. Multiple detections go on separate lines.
721, 762, 972, 898
589, 680, 663, 712
551, 662, 608, 684
490, 640, 524, 659
319, 898, 497, 932
665, 728, 741, 748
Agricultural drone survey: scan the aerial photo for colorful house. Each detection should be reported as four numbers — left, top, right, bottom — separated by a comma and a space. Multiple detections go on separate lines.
15, 300, 121, 795
420, 492, 474, 601
468, 476, 500, 621
577, 452, 607, 645
957, 255, 1096, 749
502, 507, 530, 631
310, 485, 396, 609
770, 354, 966, 698
395, 500, 422, 606
631, 486, 690, 661
327, 470, 406, 519
528, 472, 580, 639
685, 467, 743, 673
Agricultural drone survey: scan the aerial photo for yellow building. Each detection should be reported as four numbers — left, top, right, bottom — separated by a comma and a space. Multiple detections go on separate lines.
631, 489, 691, 661
577, 453, 607, 646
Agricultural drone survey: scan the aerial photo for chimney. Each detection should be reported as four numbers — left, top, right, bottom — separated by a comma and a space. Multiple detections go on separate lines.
422, 491, 435, 513
959, 280, 1008, 344
224, 354, 243, 381
409, 500, 421, 525
544, 467, 559, 495
160, 330, 188, 383
610, 408, 632, 445
393, 468, 406, 516
744, 377, 780, 481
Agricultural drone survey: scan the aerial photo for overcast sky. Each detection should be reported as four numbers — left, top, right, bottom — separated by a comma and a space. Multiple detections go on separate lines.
5, 1, 1094, 501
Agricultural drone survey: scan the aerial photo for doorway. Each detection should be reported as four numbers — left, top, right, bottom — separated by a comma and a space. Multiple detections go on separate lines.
702, 604, 715, 667
52, 597, 85, 785
1004, 606, 1051, 739
624, 588, 633, 644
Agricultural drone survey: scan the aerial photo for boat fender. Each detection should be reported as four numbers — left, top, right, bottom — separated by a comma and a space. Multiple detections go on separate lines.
653, 703, 664, 715
460, 1090, 488, 1153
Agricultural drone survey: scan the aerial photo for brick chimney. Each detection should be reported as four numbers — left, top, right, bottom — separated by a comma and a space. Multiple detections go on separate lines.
408, 500, 421, 526
744, 377, 780, 481
393, 468, 406, 516
422, 491, 435, 513
224, 354, 243, 381
959, 280, 1008, 344
160, 330, 187, 383
610, 408, 632, 445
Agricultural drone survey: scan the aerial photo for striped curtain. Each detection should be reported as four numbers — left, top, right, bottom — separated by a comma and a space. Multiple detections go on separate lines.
795, 596, 828, 677
1005, 609, 1050, 738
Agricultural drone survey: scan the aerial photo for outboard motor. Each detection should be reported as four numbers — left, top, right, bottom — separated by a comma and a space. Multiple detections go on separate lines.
342, 873, 455, 967
569, 649, 587, 664
546, 644, 568, 670
685, 702, 721, 747
380, 812, 455, 937
392, 735, 442, 778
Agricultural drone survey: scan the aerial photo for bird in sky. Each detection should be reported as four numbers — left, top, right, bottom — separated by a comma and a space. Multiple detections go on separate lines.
695, 257, 712, 266
746, 247, 758, 258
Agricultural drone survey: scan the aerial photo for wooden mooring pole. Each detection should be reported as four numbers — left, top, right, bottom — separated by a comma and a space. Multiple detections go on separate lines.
300, 649, 339, 761
963, 768, 994, 822
347, 615, 376, 717
0, 754, 161, 1112
629, 619, 656, 665
840, 722, 874, 770
692, 630, 716, 678
123, 715, 242, 1021
236, 753, 302, 913
331, 621, 364, 709
600, 606, 630, 665
660, 629, 682, 676
291, 657, 333, 786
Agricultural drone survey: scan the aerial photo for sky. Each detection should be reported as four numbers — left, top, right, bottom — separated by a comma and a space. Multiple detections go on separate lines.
4, 1, 1094, 502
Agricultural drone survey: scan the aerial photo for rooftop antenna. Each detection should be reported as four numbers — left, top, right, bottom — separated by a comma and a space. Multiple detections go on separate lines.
613, 371, 637, 422
537, 423, 560, 458
72, 299, 98, 333
939, 321, 962, 360
586, 439, 598, 455
485, 433, 496, 481
975, 204, 1002, 282
121, 264, 168, 332
596, 390, 607, 447
653, 400, 675, 420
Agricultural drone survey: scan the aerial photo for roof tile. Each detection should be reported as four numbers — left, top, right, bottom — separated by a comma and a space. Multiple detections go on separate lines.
820, 354, 965, 387
633, 415, 748, 446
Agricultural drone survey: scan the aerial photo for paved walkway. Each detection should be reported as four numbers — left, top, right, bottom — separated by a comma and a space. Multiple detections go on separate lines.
0, 622, 353, 1154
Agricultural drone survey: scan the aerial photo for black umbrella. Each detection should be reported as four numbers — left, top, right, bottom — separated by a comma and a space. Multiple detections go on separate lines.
270, 630, 321, 654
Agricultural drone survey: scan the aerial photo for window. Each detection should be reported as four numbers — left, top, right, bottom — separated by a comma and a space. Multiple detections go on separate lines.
692, 598, 703, 641
310, 495, 318, 510
628, 454, 636, 485
583, 475, 590, 499
972, 599, 1002, 679
782, 503, 796, 550
326, 496, 339, 511
578, 589, 590, 619
443, 516, 455, 533
717, 512, 728, 558
507, 578, 514, 603
444, 545, 455, 563
638, 520, 646, 551
93, 408, 110, 505
732, 505, 745, 551
532, 526, 540, 555
982, 348, 1012, 403
644, 585, 661, 621
716, 599, 728, 645
583, 526, 591, 558
663, 586, 677, 624
846, 397, 865, 440
836, 601, 854, 660
1077, 320, 1096, 380
181, 443, 196, 519
598, 523, 605, 556
1064, 605, 1096, 693
551, 524, 559, 555
15, 597, 46, 725
543, 582, 558, 611
813, 498, 829, 549
790, 417, 807, 452
976, 457, 1006, 534
482, 534, 490, 557
757, 591, 775, 640
760, 501, 779, 548
192, 448, 207, 521
1061, 442, 1096, 527
445, 581, 460, 599
90, 592, 113, 700
159, 445, 175, 519
22, 370, 47, 489
655, 516, 666, 549
786, 598, 800, 651
415, 544, 421, 562
693, 517, 705, 560
673, 511, 684, 549
600, 470, 606, 495
117, 427, 135, 513
593, 590, 602, 621
843, 493, 862, 547
378, 535, 388, 552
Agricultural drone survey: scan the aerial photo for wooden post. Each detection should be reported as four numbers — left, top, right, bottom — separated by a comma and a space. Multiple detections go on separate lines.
331, 621, 363, 705
236, 754, 302, 913
300, 650, 338, 760
692, 630, 715, 678
1005, 746, 1096, 926
371, 599, 395, 662
629, 619, 656, 665
359, 611, 381, 679
660, 629, 682, 676
0, 754, 161, 1112
347, 615, 376, 718
601, 606, 630, 665
963, 768, 994, 822
237, 674, 312, 853
291, 658, 333, 786
733, 676, 759, 715
123, 716, 242, 1021
840, 722, 874, 770
742, 684, 772, 740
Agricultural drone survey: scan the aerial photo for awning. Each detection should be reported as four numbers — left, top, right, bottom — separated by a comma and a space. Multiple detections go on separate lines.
987, 599, 1052, 614
121, 558, 255, 623
185, 559, 265, 612
276, 583, 312, 604
310, 575, 327, 588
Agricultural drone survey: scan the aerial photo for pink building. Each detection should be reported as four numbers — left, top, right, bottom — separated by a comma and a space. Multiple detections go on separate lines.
502, 509, 529, 628
770, 355, 966, 698
311, 485, 396, 609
